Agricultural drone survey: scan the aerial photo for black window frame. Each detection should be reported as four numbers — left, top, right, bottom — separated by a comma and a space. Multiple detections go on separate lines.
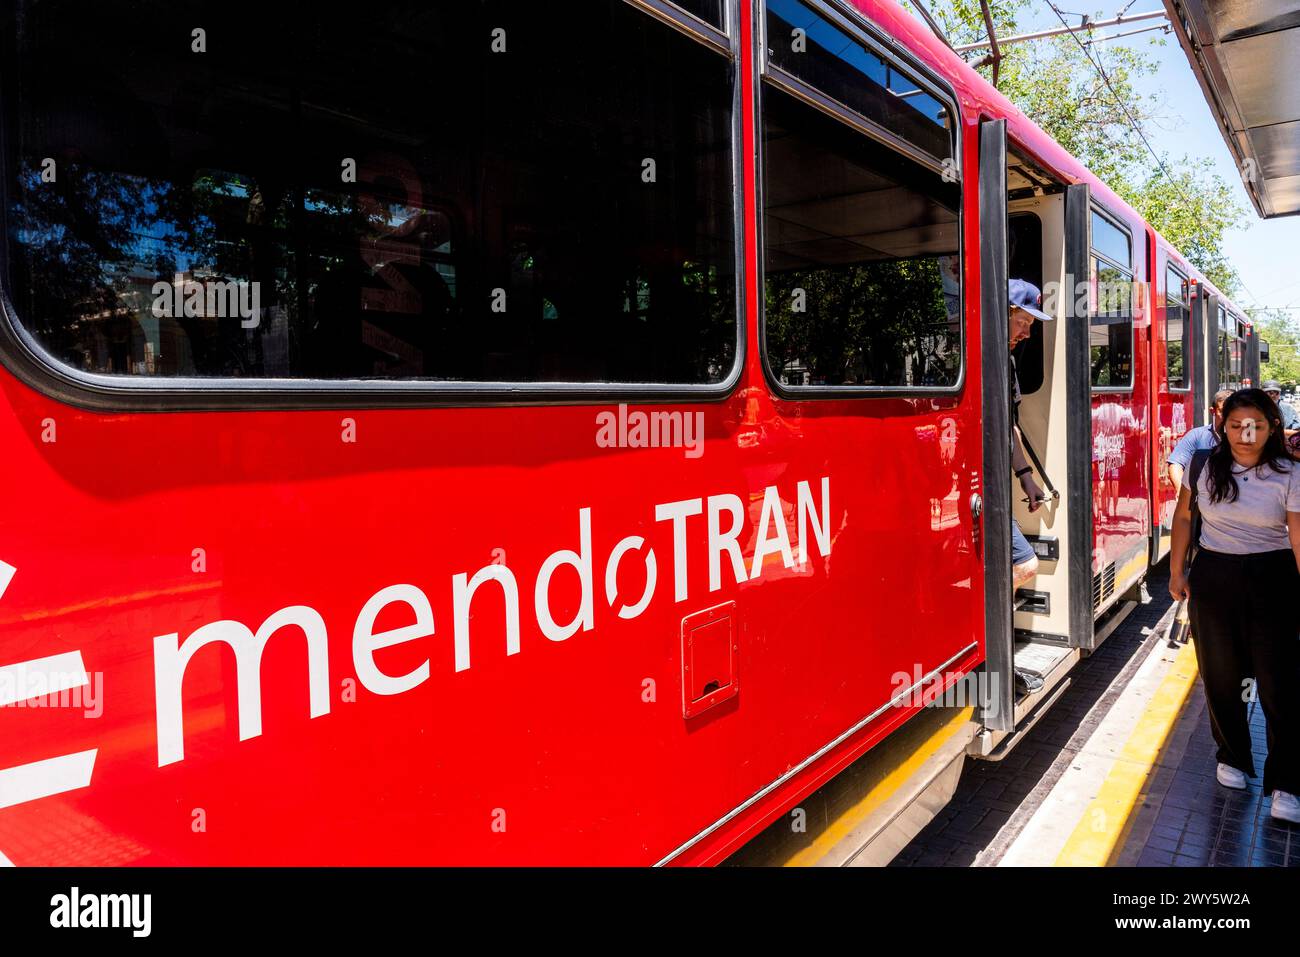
1164, 262, 1191, 394
635, 0, 730, 45
0, 0, 747, 412
754, 0, 966, 400
1087, 204, 1135, 394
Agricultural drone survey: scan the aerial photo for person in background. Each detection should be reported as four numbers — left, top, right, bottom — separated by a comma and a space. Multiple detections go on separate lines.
1008, 279, 1053, 587
1168, 388, 1300, 824
1263, 380, 1299, 436
1167, 388, 1234, 491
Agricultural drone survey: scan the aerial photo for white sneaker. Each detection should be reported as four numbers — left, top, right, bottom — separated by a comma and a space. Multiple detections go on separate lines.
1216, 763, 1247, 789
1271, 790, 1300, 824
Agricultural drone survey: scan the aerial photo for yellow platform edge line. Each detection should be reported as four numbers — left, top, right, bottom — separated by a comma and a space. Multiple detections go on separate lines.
1053, 639, 1200, 867
783, 705, 975, 867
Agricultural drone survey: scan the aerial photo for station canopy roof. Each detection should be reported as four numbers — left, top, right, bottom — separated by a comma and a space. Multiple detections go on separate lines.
1164, 0, 1300, 217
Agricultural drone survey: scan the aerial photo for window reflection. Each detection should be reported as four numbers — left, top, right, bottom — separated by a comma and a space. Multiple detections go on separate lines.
1165, 268, 1187, 390
766, 0, 952, 162
762, 85, 961, 389
1088, 212, 1133, 389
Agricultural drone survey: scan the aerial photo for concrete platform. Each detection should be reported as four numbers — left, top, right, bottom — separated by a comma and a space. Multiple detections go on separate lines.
892, 562, 1300, 867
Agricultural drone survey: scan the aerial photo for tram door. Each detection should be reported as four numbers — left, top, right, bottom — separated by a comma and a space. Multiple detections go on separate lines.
978, 119, 1014, 732
978, 120, 1096, 736
1192, 282, 1210, 431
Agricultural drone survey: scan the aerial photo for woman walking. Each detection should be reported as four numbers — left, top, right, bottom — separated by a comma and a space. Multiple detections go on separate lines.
1169, 388, 1300, 823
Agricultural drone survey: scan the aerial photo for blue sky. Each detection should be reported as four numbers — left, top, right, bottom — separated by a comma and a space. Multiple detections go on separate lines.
941, 2, 1300, 320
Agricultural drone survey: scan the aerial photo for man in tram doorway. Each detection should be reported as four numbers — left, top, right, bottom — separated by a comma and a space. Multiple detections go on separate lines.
1008, 279, 1054, 588
1167, 387, 1234, 491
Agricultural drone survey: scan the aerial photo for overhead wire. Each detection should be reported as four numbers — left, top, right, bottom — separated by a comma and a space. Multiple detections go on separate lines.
1038, 1, 1284, 311
1043, 0, 1195, 209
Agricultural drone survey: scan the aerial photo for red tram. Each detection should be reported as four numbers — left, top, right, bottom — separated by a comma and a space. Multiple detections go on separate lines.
0, 0, 1264, 865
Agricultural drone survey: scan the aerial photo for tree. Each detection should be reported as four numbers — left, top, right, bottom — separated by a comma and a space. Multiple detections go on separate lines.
909, 2, 1248, 293
920, 0, 1032, 48
1252, 309, 1300, 389
1120, 159, 1244, 295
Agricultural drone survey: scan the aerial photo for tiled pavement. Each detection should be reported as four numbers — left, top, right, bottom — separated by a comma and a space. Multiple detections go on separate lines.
1117, 682, 1300, 867
891, 562, 1300, 867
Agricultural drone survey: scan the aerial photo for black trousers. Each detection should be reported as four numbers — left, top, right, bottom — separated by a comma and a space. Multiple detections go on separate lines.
1187, 548, 1300, 795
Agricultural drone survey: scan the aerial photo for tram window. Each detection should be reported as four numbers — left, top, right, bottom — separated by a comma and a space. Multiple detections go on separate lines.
1, 0, 738, 386
761, 88, 960, 389
765, 0, 952, 165
759, 30, 961, 394
1091, 212, 1131, 269
1088, 257, 1133, 388
1164, 266, 1189, 391
1088, 210, 1133, 390
1230, 320, 1245, 379
670, 0, 726, 29
1217, 305, 1231, 387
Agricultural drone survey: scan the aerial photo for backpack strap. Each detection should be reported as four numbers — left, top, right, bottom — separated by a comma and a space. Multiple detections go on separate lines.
1186, 448, 1212, 562
1188, 448, 1211, 507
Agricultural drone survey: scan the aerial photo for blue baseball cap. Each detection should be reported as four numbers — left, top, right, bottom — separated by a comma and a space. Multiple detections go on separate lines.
1009, 279, 1052, 322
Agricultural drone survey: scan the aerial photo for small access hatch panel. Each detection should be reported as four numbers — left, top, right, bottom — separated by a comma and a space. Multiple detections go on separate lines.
681, 601, 738, 718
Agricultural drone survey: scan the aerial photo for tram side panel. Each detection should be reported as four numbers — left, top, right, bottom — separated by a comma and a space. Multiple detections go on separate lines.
0, 0, 993, 866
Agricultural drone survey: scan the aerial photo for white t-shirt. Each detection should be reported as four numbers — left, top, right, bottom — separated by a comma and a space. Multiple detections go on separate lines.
1182, 457, 1300, 554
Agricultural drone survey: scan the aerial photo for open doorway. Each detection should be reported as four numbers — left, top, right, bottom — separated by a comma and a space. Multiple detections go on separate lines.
1004, 147, 1078, 718
975, 125, 1094, 750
